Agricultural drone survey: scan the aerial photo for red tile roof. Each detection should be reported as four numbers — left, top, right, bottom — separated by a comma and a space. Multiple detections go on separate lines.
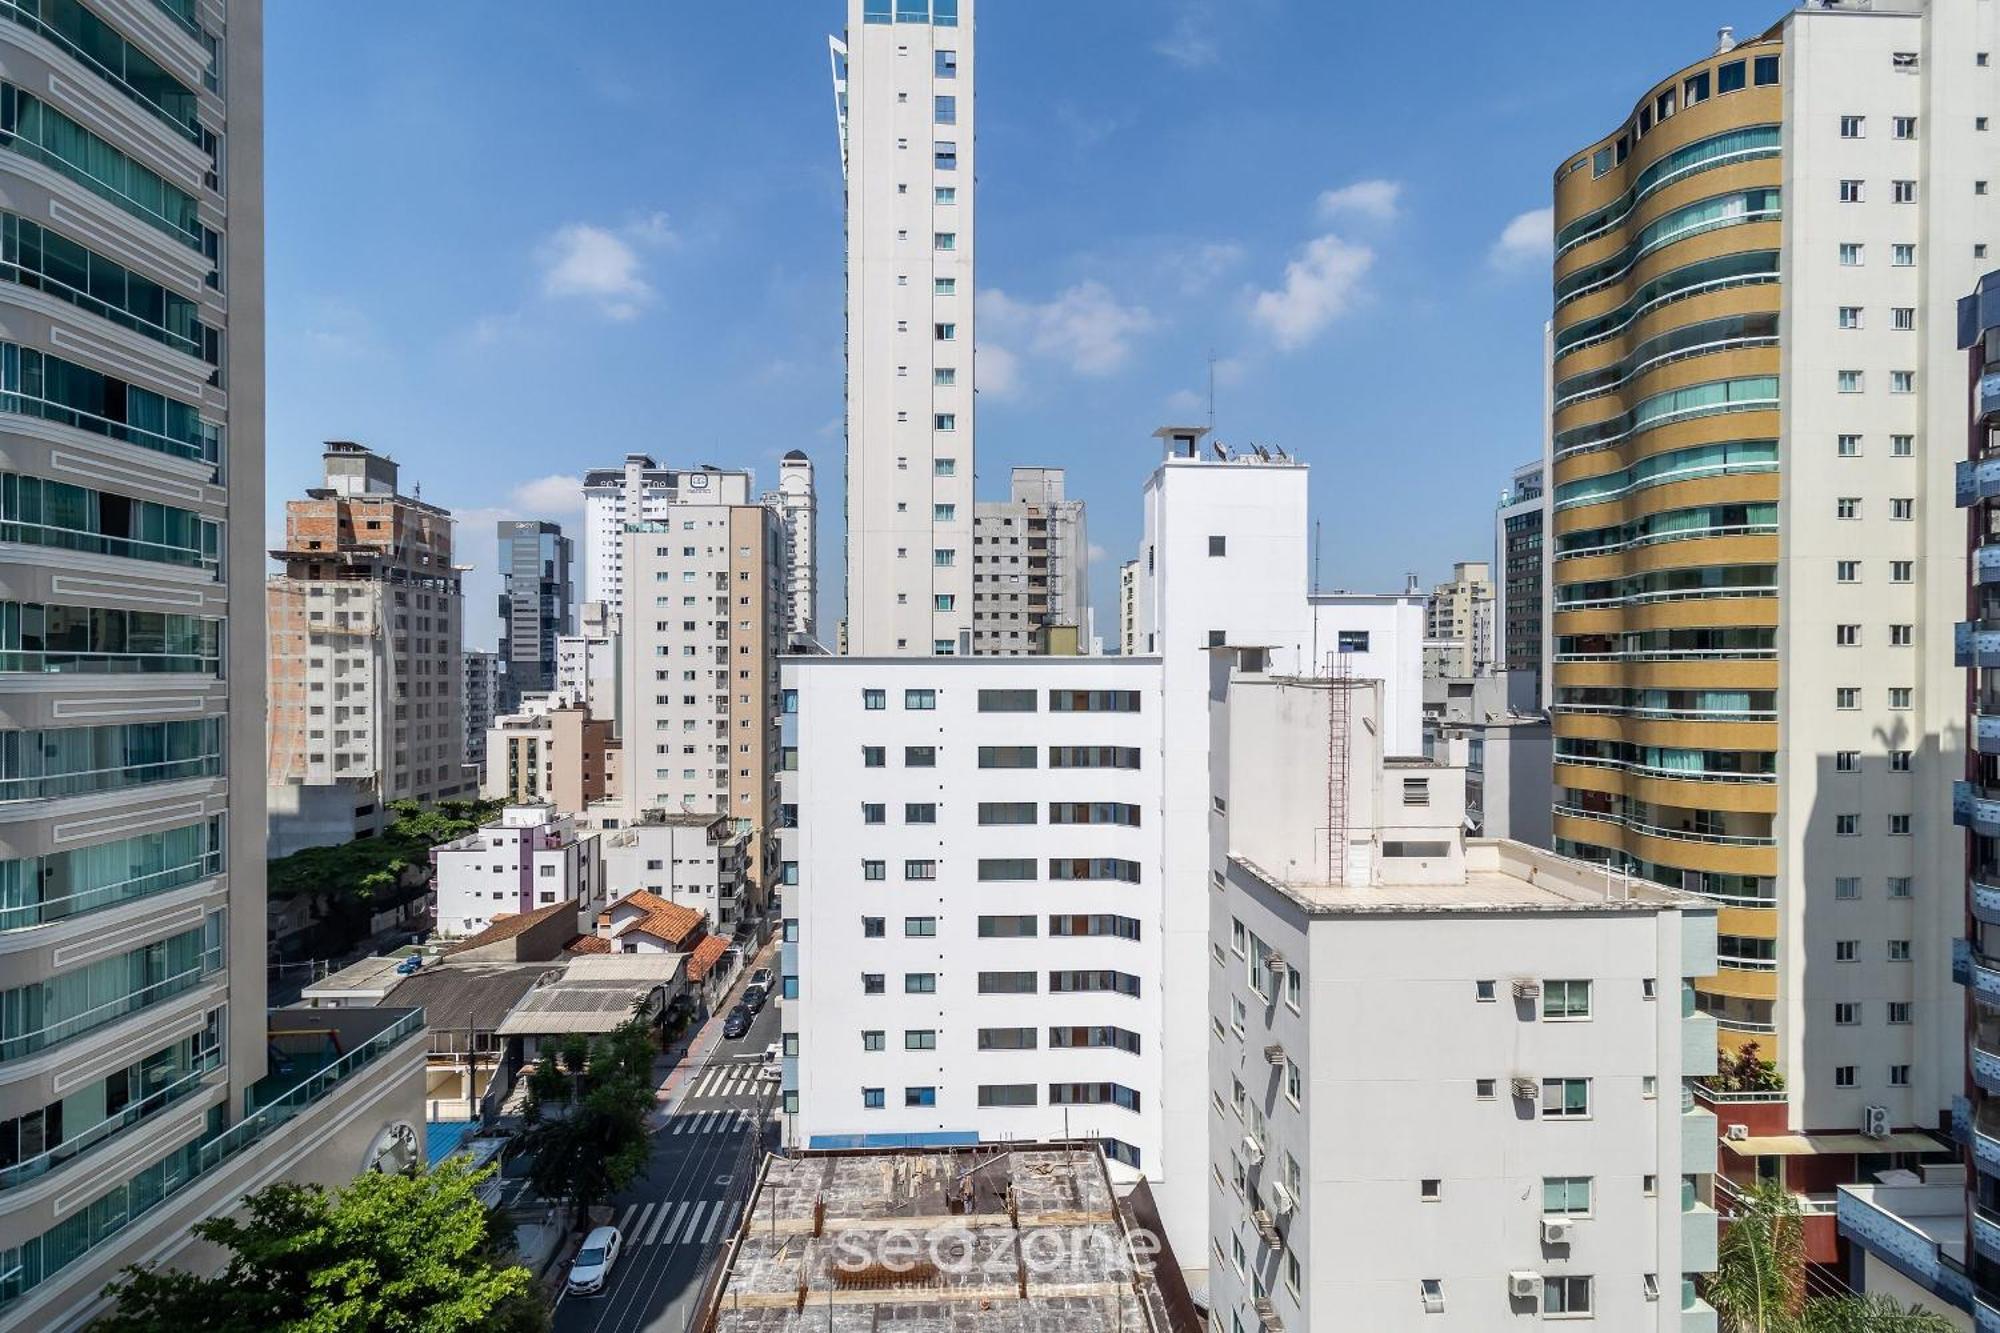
598, 890, 704, 949
443, 898, 575, 955
685, 935, 730, 982
565, 934, 611, 955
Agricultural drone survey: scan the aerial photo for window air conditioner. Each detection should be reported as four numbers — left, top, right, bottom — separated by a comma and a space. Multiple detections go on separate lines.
1511, 978, 1542, 999
1863, 1104, 1891, 1138
1511, 1076, 1539, 1101
1541, 1218, 1573, 1245
1725, 1123, 1749, 1141
1508, 1272, 1543, 1300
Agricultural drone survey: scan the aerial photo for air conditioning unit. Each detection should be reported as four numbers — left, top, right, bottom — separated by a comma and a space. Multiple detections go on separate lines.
1863, 1104, 1891, 1139
1512, 978, 1542, 1000
1263, 1043, 1287, 1066
1508, 1272, 1544, 1300
1252, 1209, 1282, 1246
1725, 1123, 1750, 1142
1541, 1218, 1573, 1245
1263, 950, 1287, 971
1268, 1181, 1298, 1215
1242, 1133, 1265, 1163
1511, 1076, 1539, 1101
1251, 1298, 1284, 1332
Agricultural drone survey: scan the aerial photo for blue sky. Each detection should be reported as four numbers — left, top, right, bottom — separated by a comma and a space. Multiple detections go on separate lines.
266, 0, 1790, 645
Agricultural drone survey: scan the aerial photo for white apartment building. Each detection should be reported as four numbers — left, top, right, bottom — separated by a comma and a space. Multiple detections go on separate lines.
763, 450, 818, 646
833, 0, 975, 655
618, 485, 784, 912
581, 456, 752, 615
1304, 590, 1427, 757
1118, 559, 1138, 657
1206, 656, 1719, 1332
971, 466, 1089, 656
430, 803, 602, 939
556, 599, 621, 730
779, 655, 1166, 1179
597, 810, 751, 933
1424, 559, 1496, 679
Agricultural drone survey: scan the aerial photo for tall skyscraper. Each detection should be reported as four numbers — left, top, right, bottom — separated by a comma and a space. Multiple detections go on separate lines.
0, 7, 424, 1324
762, 450, 818, 646
1495, 459, 1548, 699
971, 466, 1089, 655
1550, 4, 1991, 1165
267, 443, 467, 854
832, 0, 974, 656
496, 517, 573, 698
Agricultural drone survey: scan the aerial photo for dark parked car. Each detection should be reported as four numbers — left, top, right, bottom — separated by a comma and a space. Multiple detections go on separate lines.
722, 1006, 752, 1039
750, 968, 773, 989
742, 984, 768, 1014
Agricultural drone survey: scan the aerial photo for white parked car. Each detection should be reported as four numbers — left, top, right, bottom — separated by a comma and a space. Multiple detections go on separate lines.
761, 1042, 782, 1077
566, 1225, 622, 1296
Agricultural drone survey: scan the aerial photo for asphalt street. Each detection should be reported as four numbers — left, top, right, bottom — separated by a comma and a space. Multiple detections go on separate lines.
551, 991, 782, 1333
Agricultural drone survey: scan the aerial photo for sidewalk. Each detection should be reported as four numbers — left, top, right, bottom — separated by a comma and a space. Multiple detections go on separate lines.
647, 936, 779, 1126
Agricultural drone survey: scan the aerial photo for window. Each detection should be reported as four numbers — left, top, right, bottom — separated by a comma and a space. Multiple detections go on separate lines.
1891, 498, 1913, 520
977, 858, 1036, 881
934, 322, 955, 341
1894, 115, 1917, 139
1891, 371, 1915, 394
977, 745, 1037, 769
1544, 1276, 1593, 1317
933, 232, 955, 251
862, 803, 885, 825
1541, 1078, 1590, 1118
1338, 629, 1370, 653
1893, 244, 1916, 266
904, 973, 936, 994
1421, 1178, 1442, 1201
862, 916, 885, 937
1890, 749, 1911, 770
1839, 242, 1864, 266
1719, 59, 1746, 93
903, 746, 936, 767
935, 48, 956, 76
862, 1087, 884, 1108
1838, 306, 1863, 329
863, 746, 885, 768
1836, 940, 1858, 962
977, 1084, 1035, 1107
1892, 307, 1915, 331
1838, 434, 1860, 457
862, 973, 885, 994
1835, 876, 1859, 899
977, 802, 1037, 825
977, 688, 1036, 712
903, 917, 936, 937
1891, 561, 1913, 582
1754, 54, 1778, 85
978, 1027, 1037, 1050
905, 1086, 936, 1107
1475, 979, 1496, 1002
1835, 1066, 1856, 1088
1835, 625, 1859, 647
904, 802, 936, 824
1892, 179, 1916, 203
1208, 535, 1226, 557
1888, 1002, 1911, 1024
1889, 688, 1912, 711
1889, 1064, 1911, 1087
1684, 71, 1710, 105
1840, 114, 1865, 137
1836, 497, 1859, 519
903, 860, 936, 881
1543, 1177, 1592, 1216
904, 1029, 936, 1050
1543, 980, 1591, 1020
934, 94, 955, 123
1476, 1078, 1496, 1099
904, 689, 936, 710
1834, 1002, 1859, 1026
1888, 940, 1911, 961
1836, 562, 1859, 584
933, 413, 955, 432
1839, 179, 1864, 203
978, 971, 1037, 994
1420, 1279, 1445, 1314
1838, 370, 1863, 393
862, 1030, 884, 1051
1836, 813, 1858, 835
933, 141, 955, 171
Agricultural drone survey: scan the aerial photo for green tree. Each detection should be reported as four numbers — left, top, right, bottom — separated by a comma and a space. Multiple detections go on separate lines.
516, 1014, 656, 1230
96, 1159, 545, 1333
1709, 1041, 1785, 1093
1706, 1179, 1958, 1332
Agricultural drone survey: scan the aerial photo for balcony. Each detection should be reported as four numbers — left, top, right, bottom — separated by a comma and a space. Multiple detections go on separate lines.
1683, 1013, 1719, 1077
1683, 1200, 1719, 1272
1958, 1096, 2000, 1178
1956, 937, 2000, 1005
1982, 546, 2000, 588
1977, 1207, 2000, 1265
1959, 622, 2000, 669
1959, 783, 2000, 836
1960, 458, 2000, 507
1837, 1181, 1976, 1314
1976, 880, 2000, 927
1683, 1105, 1718, 1174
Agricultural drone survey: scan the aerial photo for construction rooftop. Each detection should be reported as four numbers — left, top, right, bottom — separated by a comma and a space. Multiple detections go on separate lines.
696, 1144, 1188, 1333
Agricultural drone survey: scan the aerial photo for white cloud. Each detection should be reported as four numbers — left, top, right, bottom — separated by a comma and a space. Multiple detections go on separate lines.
1154, 3, 1218, 68
1316, 179, 1403, 223
1249, 235, 1374, 350
1086, 543, 1108, 563
976, 343, 1021, 400
1164, 387, 1206, 416
1488, 206, 1554, 273
982, 281, 1157, 377
509, 474, 586, 520
536, 214, 676, 320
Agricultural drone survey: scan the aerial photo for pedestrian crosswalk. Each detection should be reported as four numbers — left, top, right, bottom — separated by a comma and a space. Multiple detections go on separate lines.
683, 1063, 774, 1101
613, 1199, 744, 1252
665, 1107, 758, 1136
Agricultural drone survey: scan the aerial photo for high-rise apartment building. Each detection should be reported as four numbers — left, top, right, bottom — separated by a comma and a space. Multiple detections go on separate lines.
462, 647, 502, 777
1550, 6, 1992, 1157
0, 7, 424, 1325
266, 443, 467, 855
971, 466, 1088, 655
1496, 459, 1548, 699
762, 450, 818, 646
1423, 560, 1496, 678
496, 517, 572, 700
1119, 559, 1138, 657
582, 456, 751, 615
556, 599, 620, 730
618, 482, 783, 917
833, 0, 974, 656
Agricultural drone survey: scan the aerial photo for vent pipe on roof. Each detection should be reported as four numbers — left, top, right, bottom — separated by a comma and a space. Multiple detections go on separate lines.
1716, 26, 1736, 53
